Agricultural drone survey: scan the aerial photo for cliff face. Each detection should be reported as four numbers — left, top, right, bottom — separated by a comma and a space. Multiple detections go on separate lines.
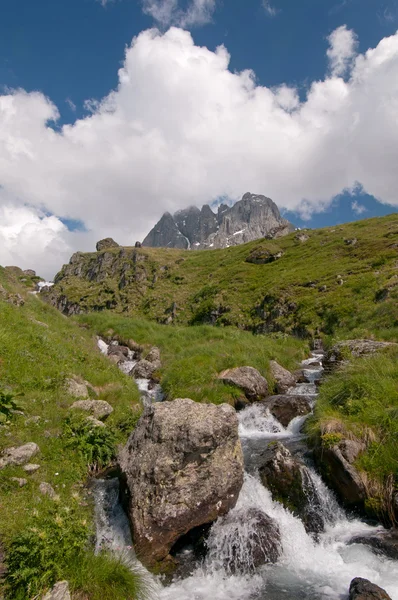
142, 193, 294, 250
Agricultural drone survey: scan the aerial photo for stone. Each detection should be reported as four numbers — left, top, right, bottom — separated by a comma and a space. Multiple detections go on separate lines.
218, 367, 269, 402
86, 416, 106, 428
246, 247, 284, 264
259, 442, 324, 535
269, 360, 297, 394
95, 238, 119, 252
350, 529, 398, 561
295, 233, 309, 243
135, 241, 142, 248
349, 577, 391, 600
39, 482, 59, 500
108, 353, 124, 365
23, 463, 41, 474
315, 441, 366, 507
263, 395, 312, 428
70, 400, 113, 420
0, 442, 39, 469
145, 346, 161, 364
65, 377, 89, 399
126, 339, 142, 354
10, 477, 28, 487
345, 238, 358, 246
42, 580, 71, 600
119, 398, 244, 568
131, 359, 158, 379
23, 269, 36, 277
108, 345, 129, 357
324, 340, 395, 371
209, 507, 281, 573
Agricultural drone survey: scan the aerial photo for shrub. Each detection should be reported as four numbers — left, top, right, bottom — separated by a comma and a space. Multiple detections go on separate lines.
321, 432, 343, 448
63, 413, 117, 472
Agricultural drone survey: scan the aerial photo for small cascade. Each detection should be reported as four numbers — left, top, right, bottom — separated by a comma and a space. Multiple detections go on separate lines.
238, 404, 308, 440
93, 478, 134, 555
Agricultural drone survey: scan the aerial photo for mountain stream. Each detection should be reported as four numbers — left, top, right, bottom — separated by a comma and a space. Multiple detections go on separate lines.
94, 343, 398, 599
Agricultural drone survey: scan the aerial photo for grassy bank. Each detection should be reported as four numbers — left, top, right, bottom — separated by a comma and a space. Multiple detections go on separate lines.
0, 269, 147, 598
77, 312, 308, 405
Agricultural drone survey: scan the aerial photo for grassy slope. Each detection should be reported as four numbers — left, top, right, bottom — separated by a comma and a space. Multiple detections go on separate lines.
51, 214, 398, 338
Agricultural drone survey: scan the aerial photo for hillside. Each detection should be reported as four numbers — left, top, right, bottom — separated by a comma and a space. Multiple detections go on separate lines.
45, 213, 398, 340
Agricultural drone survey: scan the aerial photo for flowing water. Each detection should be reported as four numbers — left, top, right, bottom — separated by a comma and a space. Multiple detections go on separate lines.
93, 345, 398, 600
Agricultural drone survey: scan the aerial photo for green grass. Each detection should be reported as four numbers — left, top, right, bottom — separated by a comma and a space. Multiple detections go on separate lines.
77, 312, 308, 405
48, 213, 398, 339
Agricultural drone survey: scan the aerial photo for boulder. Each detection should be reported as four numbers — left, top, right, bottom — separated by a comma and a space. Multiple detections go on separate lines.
65, 377, 89, 399
145, 347, 161, 364
324, 340, 394, 371
23, 463, 41, 474
209, 507, 281, 573
108, 345, 129, 357
259, 442, 324, 535
263, 394, 312, 427
314, 440, 366, 507
70, 400, 113, 420
131, 359, 158, 379
10, 477, 28, 487
23, 269, 36, 277
269, 360, 296, 393
349, 578, 391, 600
42, 581, 71, 600
350, 529, 398, 561
39, 482, 58, 500
95, 238, 119, 252
0, 442, 39, 469
218, 367, 268, 402
119, 398, 244, 568
135, 241, 142, 248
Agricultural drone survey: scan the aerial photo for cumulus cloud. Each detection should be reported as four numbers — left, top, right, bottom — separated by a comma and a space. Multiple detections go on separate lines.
1, 26, 398, 277
142, 0, 216, 28
327, 25, 358, 76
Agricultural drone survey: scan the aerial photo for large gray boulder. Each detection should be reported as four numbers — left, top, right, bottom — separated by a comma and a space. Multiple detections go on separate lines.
349, 578, 391, 600
269, 360, 297, 393
218, 367, 269, 403
131, 359, 158, 379
95, 238, 119, 252
70, 399, 113, 420
263, 394, 312, 427
119, 398, 244, 568
259, 442, 324, 535
0, 443, 39, 469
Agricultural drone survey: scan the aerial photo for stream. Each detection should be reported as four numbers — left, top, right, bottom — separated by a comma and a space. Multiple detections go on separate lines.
93, 344, 398, 600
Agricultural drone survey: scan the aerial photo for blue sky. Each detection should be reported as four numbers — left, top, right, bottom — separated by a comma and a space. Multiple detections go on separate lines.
0, 0, 398, 275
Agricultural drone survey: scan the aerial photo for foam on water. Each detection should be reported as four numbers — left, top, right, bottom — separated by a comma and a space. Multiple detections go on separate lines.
238, 404, 309, 440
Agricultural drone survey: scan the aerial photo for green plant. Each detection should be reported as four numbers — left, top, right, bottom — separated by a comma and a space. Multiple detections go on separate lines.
321, 432, 343, 448
0, 390, 23, 424
63, 413, 117, 472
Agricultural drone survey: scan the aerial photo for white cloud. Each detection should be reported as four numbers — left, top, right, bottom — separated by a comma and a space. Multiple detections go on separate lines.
262, 1, 278, 17
352, 200, 367, 215
142, 0, 216, 28
66, 98, 76, 112
327, 25, 358, 76
1, 26, 398, 277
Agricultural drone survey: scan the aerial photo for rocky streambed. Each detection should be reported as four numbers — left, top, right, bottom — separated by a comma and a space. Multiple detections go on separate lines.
93, 344, 398, 600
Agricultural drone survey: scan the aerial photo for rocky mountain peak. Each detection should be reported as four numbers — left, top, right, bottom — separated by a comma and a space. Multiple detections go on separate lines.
142, 193, 294, 250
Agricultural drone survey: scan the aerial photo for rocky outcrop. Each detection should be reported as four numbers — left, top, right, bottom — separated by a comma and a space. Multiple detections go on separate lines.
263, 394, 312, 427
70, 400, 113, 420
315, 439, 366, 508
259, 443, 324, 535
119, 398, 244, 568
42, 581, 71, 600
131, 359, 158, 379
324, 340, 394, 371
142, 193, 294, 250
245, 246, 284, 264
96, 238, 119, 252
65, 377, 89, 399
0, 443, 39, 469
218, 367, 268, 404
350, 529, 398, 560
349, 578, 392, 600
269, 361, 297, 393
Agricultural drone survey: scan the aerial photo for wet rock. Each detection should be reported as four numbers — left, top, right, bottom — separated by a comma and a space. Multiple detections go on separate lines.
65, 377, 89, 399
126, 339, 142, 354
350, 529, 398, 561
39, 482, 58, 500
70, 400, 113, 420
108, 345, 129, 358
23, 463, 41, 474
145, 346, 161, 364
269, 360, 296, 394
0, 442, 40, 469
42, 580, 71, 600
131, 359, 158, 379
218, 367, 268, 402
324, 340, 395, 371
259, 442, 324, 535
314, 440, 366, 507
108, 353, 125, 365
10, 477, 28, 487
263, 395, 312, 428
349, 577, 391, 600
210, 507, 281, 573
96, 238, 119, 252
119, 398, 244, 568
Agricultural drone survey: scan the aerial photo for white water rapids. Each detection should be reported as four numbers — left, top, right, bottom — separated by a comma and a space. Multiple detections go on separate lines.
93, 347, 398, 600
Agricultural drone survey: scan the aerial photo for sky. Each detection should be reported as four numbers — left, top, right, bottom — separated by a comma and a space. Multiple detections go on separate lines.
1, 0, 398, 277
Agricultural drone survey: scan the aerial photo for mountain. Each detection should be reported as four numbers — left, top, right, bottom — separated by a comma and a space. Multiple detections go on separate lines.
142, 192, 294, 249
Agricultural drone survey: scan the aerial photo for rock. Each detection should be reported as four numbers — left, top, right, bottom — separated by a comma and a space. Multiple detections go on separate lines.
324, 340, 394, 371
65, 377, 89, 399
70, 400, 113, 420
119, 398, 244, 568
108, 353, 124, 365
246, 247, 284, 264
25, 415, 41, 425
96, 238, 119, 252
108, 345, 129, 357
263, 395, 312, 428
39, 482, 59, 500
42, 580, 71, 600
314, 440, 366, 507
210, 508, 281, 573
131, 359, 158, 379
269, 360, 297, 394
349, 577, 391, 600
86, 416, 106, 428
10, 477, 28, 487
350, 529, 398, 560
0, 442, 39, 469
295, 233, 309, 243
23, 269, 36, 277
135, 241, 142, 248
218, 367, 269, 402
345, 238, 358, 246
259, 442, 324, 535
126, 339, 142, 354
23, 463, 41, 474
145, 346, 161, 364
